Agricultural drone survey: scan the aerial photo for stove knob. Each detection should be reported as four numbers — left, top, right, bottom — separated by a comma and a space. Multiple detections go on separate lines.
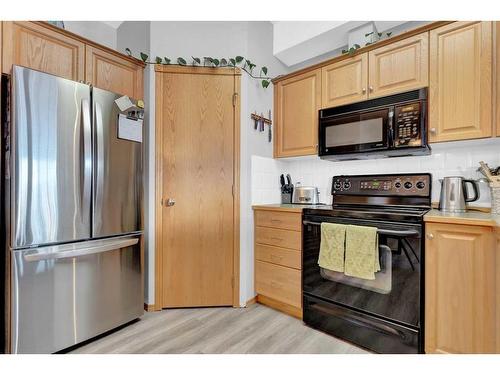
416, 181, 425, 189
404, 181, 413, 189
333, 181, 342, 190
343, 181, 351, 190
394, 181, 402, 189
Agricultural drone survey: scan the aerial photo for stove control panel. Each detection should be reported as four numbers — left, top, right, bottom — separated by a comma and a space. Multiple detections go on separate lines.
332, 174, 431, 196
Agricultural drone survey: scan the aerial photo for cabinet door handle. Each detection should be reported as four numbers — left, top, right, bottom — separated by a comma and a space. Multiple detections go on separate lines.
369, 86, 374, 92
430, 128, 437, 134
362, 87, 366, 94
426, 233, 434, 240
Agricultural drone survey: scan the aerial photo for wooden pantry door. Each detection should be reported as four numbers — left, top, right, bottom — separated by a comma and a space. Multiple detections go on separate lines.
155, 66, 240, 308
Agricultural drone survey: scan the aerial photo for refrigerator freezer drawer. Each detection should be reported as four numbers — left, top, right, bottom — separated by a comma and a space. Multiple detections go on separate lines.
11, 236, 143, 354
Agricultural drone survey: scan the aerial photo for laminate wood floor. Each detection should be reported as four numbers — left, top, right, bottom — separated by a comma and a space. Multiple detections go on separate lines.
69, 303, 368, 354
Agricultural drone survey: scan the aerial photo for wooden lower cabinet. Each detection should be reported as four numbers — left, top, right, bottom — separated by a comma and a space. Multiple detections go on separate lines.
425, 222, 496, 353
253, 207, 303, 318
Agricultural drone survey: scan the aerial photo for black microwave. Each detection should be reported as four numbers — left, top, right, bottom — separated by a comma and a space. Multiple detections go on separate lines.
318, 88, 430, 161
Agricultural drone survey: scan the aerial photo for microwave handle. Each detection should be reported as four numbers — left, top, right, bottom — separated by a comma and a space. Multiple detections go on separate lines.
388, 108, 395, 146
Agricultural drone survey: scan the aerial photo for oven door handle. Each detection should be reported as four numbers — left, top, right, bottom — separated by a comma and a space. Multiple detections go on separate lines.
302, 221, 419, 237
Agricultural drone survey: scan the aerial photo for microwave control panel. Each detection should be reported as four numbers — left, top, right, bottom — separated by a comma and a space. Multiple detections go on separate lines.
394, 102, 422, 148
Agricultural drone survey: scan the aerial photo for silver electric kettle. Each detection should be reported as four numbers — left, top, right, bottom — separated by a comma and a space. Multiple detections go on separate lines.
438, 176, 480, 212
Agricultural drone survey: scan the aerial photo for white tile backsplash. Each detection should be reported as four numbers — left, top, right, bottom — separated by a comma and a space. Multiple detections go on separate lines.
251, 138, 500, 207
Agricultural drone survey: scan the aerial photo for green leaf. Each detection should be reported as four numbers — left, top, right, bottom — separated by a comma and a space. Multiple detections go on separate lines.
213, 58, 220, 67
192, 57, 201, 65
177, 57, 187, 65
204, 57, 213, 66
261, 80, 270, 89
342, 49, 348, 54
140, 52, 149, 62
229, 58, 236, 66
163, 57, 171, 64
125, 48, 132, 56
365, 42, 372, 46
377, 32, 383, 38
155, 56, 162, 64
220, 58, 227, 66
261, 66, 268, 76
365, 32, 373, 37
235, 55, 244, 64
386, 32, 392, 37
353, 44, 360, 49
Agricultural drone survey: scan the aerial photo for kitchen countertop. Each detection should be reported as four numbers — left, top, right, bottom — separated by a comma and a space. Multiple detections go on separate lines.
252, 204, 331, 213
424, 209, 500, 227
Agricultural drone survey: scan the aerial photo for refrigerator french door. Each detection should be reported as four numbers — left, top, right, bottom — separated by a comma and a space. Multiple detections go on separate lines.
6, 66, 143, 354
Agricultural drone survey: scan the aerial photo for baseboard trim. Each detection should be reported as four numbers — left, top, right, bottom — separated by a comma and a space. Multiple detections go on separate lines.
144, 303, 157, 312
256, 294, 302, 319
245, 296, 257, 307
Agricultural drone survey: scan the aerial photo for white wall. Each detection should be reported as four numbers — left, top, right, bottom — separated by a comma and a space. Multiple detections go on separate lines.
64, 21, 117, 49
252, 138, 500, 208
116, 21, 288, 306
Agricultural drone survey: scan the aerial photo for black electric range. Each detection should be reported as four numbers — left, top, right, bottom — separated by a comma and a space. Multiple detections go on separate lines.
302, 173, 431, 354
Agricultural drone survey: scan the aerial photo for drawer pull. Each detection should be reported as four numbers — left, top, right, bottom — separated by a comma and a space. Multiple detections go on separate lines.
270, 219, 282, 223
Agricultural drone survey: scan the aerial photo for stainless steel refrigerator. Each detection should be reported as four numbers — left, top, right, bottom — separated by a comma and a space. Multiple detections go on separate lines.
3, 66, 143, 353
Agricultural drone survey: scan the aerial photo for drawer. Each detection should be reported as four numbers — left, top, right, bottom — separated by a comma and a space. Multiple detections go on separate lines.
255, 226, 301, 250
255, 260, 301, 308
255, 244, 301, 269
254, 210, 302, 231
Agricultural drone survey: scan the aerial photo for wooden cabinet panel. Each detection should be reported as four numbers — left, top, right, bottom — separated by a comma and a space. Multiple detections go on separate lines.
255, 261, 301, 308
255, 244, 301, 270
2, 21, 84, 80
425, 223, 495, 353
496, 22, 500, 137
274, 69, 321, 158
254, 210, 301, 231
321, 54, 368, 108
429, 21, 492, 142
368, 33, 429, 98
86, 46, 144, 99
255, 226, 301, 250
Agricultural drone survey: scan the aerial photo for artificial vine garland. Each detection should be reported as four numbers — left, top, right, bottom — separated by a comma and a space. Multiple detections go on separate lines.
125, 48, 272, 88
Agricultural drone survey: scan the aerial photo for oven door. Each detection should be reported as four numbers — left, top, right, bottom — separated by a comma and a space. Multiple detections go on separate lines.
319, 107, 391, 156
302, 215, 422, 329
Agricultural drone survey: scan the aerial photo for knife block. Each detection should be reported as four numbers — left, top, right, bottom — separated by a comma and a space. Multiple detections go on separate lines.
281, 192, 292, 204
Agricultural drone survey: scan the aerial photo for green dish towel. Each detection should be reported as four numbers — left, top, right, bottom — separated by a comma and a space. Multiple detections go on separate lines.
344, 225, 380, 280
318, 223, 347, 272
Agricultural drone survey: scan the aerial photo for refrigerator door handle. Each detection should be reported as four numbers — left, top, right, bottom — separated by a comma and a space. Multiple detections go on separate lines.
82, 98, 92, 216
23, 238, 139, 262
94, 101, 105, 232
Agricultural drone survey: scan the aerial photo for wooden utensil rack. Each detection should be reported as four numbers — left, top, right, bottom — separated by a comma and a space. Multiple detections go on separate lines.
251, 112, 272, 125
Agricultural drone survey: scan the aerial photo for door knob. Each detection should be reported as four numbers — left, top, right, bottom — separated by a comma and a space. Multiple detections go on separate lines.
163, 198, 176, 206
426, 233, 434, 240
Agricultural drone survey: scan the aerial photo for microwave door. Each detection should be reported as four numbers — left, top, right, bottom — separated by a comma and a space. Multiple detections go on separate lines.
321, 108, 390, 155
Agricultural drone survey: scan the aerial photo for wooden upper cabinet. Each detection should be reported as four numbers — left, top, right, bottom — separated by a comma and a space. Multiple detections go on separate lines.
368, 32, 429, 98
429, 21, 492, 143
321, 54, 368, 108
425, 223, 496, 354
86, 46, 144, 99
2, 21, 84, 81
274, 69, 321, 158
